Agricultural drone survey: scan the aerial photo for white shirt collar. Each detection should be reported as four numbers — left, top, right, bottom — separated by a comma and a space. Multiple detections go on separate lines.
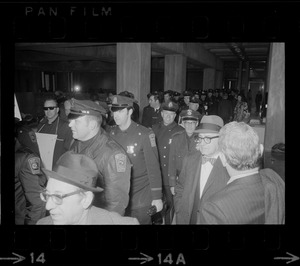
227, 167, 259, 184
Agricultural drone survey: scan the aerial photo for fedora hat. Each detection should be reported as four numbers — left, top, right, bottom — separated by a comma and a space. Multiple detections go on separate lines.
42, 151, 103, 192
195, 115, 224, 134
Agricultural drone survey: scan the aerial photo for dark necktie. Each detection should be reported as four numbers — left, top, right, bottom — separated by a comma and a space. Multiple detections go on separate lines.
202, 156, 216, 165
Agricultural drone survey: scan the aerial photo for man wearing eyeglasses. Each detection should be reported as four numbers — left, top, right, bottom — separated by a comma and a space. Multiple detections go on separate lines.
37, 152, 139, 225
37, 96, 73, 167
174, 115, 230, 224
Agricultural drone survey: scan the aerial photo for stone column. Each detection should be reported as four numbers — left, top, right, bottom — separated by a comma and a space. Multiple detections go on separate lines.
164, 54, 187, 94
264, 43, 285, 151
215, 70, 223, 89
116, 43, 151, 110
242, 61, 250, 93
203, 68, 216, 90
237, 61, 243, 91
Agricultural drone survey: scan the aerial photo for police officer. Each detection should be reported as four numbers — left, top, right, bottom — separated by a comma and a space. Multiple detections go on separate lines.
207, 89, 218, 115
172, 91, 181, 103
152, 101, 183, 224
15, 124, 47, 224
179, 90, 193, 113
199, 91, 208, 115
169, 109, 201, 197
109, 95, 163, 224
68, 99, 131, 216
141, 91, 163, 128
119, 91, 140, 124
163, 90, 173, 104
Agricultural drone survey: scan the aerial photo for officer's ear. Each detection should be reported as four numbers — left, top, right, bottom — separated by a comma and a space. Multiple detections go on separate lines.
87, 118, 98, 131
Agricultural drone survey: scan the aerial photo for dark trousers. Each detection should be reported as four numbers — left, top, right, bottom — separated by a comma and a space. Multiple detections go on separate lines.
163, 186, 174, 225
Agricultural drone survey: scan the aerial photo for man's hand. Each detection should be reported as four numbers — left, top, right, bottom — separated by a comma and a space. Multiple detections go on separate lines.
170, 186, 175, 195
151, 199, 163, 212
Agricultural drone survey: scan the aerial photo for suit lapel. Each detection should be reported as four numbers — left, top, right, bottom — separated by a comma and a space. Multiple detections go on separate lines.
187, 152, 202, 211
201, 157, 227, 200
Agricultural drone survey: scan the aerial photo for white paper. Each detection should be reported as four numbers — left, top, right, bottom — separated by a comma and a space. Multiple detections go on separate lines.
36, 132, 57, 170
14, 94, 22, 121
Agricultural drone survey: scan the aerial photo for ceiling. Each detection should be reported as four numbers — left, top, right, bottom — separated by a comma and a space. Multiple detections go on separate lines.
15, 42, 270, 74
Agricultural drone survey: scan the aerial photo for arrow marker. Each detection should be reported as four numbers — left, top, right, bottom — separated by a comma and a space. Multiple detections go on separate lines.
274, 252, 299, 264
129, 252, 153, 264
0, 252, 26, 264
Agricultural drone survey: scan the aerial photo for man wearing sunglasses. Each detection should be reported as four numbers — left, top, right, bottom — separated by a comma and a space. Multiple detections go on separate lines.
174, 115, 230, 224
37, 152, 138, 225
37, 96, 73, 167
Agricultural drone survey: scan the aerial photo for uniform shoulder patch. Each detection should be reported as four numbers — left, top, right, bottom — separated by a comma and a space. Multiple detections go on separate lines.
149, 133, 156, 147
28, 157, 41, 175
115, 153, 127, 172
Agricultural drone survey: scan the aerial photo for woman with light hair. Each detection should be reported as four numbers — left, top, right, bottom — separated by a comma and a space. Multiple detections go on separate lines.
200, 122, 285, 224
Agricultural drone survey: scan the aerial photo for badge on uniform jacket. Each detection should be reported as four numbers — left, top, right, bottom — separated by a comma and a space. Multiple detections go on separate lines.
127, 146, 135, 154
149, 133, 156, 147
28, 157, 41, 175
115, 153, 127, 172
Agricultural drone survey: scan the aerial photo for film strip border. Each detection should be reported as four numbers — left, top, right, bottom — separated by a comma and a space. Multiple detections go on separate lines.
0, 226, 297, 265
0, 2, 298, 41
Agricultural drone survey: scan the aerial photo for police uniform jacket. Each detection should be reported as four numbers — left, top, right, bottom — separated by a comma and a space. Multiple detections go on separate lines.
152, 121, 184, 187
37, 206, 139, 225
71, 128, 131, 216
141, 105, 163, 128
168, 130, 198, 188
109, 121, 162, 210
174, 152, 229, 224
15, 146, 47, 224
37, 116, 73, 166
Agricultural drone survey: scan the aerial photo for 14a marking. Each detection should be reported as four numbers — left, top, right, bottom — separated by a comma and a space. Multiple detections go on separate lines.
158, 253, 186, 265
30, 253, 45, 264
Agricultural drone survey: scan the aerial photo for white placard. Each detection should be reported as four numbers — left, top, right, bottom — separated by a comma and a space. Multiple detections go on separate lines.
35, 132, 57, 170
14, 94, 22, 121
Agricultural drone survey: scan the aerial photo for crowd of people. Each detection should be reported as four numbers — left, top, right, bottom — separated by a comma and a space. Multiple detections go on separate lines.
14, 88, 284, 225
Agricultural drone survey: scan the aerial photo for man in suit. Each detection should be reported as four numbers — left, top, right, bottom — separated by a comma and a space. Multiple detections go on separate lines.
174, 115, 230, 224
37, 152, 139, 225
200, 122, 285, 224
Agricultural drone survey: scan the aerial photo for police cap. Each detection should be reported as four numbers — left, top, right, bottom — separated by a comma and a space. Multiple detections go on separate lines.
111, 95, 134, 112
200, 90, 207, 96
180, 109, 201, 121
164, 90, 173, 95
161, 101, 178, 112
68, 98, 107, 120
190, 96, 200, 104
183, 91, 193, 97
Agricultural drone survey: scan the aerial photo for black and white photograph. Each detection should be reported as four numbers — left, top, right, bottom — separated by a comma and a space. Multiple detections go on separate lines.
14, 42, 285, 225
0, 1, 297, 265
